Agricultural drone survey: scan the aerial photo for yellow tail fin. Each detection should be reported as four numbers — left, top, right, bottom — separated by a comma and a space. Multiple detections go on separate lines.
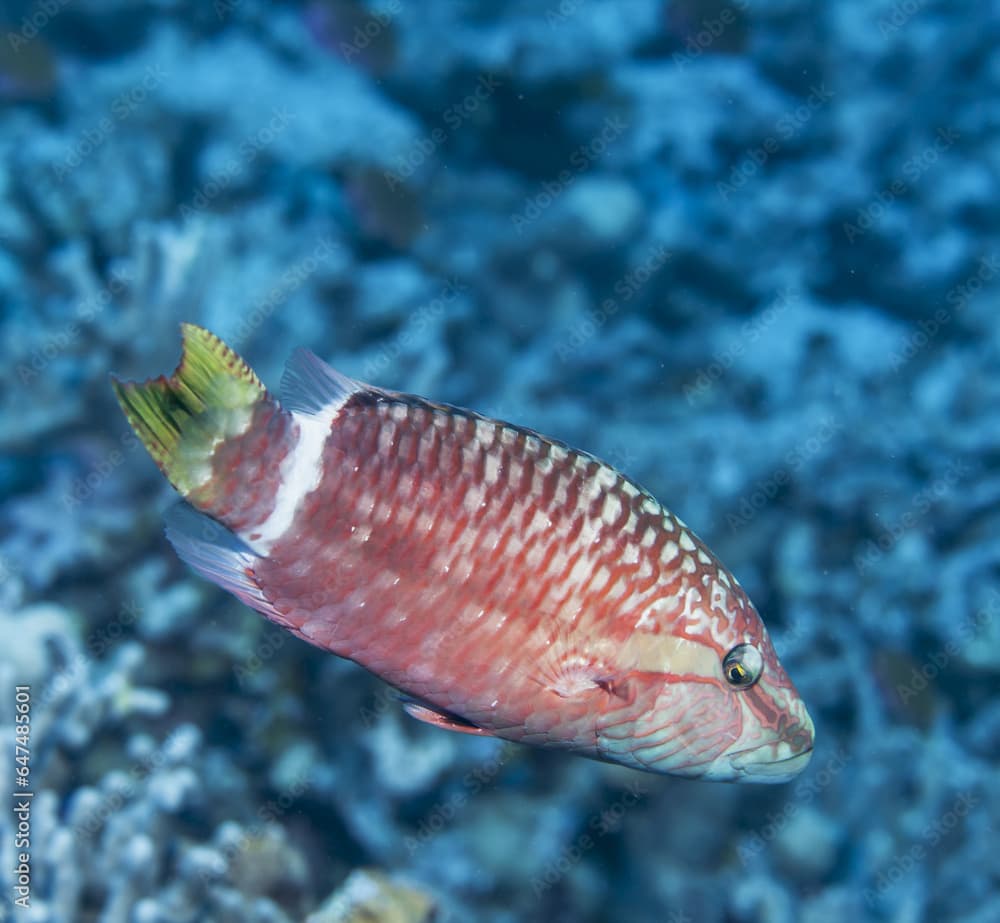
111, 324, 268, 497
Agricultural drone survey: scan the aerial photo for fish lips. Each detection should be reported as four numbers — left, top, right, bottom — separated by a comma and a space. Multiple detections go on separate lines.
728, 743, 815, 783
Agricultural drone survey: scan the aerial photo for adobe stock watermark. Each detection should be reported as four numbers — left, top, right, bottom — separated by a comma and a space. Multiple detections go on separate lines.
62, 430, 140, 510
600, 444, 640, 478
86, 599, 144, 660
358, 684, 401, 729
737, 746, 850, 862
179, 107, 297, 221
726, 414, 844, 533
361, 277, 467, 380
863, 789, 980, 907
384, 74, 502, 189
510, 115, 629, 234
198, 770, 312, 884
684, 288, 799, 404
73, 726, 195, 840
888, 255, 999, 372
225, 237, 339, 350
403, 742, 515, 854
333, 0, 401, 63
546, 0, 590, 28
892, 588, 1000, 707
234, 630, 286, 689
854, 458, 969, 575
17, 269, 132, 386
717, 83, 834, 201
671, 0, 748, 69
556, 243, 672, 361
54, 65, 169, 183
6, 0, 72, 52
214, 0, 245, 19
843, 127, 960, 243
878, 0, 929, 36
32, 598, 144, 719
531, 777, 650, 897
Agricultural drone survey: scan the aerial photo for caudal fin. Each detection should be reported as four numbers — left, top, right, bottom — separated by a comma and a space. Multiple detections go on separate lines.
111, 324, 269, 498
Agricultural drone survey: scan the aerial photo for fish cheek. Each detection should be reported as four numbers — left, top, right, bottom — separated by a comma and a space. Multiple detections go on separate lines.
649, 680, 742, 768
592, 675, 662, 768
596, 677, 742, 774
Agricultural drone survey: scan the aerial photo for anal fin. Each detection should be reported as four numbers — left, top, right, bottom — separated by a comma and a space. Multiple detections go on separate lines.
401, 699, 495, 737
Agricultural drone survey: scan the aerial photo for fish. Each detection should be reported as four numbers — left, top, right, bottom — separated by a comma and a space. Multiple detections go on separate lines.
112, 324, 814, 783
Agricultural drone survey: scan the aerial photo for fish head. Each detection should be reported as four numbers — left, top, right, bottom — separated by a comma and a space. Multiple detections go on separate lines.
596, 577, 814, 783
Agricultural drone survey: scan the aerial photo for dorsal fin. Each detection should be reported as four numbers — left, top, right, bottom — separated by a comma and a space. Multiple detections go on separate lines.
279, 348, 362, 415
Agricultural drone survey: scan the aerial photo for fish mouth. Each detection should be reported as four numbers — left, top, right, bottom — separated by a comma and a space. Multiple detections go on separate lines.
729, 745, 814, 783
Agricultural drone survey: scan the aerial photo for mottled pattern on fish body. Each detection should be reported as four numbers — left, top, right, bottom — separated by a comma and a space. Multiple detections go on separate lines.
112, 326, 815, 783
249, 387, 807, 769
260, 391, 674, 753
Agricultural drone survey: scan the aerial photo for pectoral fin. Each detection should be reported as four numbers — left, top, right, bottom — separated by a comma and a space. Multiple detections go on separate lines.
401, 700, 496, 736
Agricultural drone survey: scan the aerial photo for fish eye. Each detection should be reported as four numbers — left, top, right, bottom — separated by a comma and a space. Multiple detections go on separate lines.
722, 644, 763, 689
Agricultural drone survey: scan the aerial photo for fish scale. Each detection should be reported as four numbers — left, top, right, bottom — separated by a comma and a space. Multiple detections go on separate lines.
112, 324, 815, 782
259, 394, 648, 745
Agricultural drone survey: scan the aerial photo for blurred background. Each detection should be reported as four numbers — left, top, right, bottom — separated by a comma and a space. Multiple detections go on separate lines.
1, 0, 998, 921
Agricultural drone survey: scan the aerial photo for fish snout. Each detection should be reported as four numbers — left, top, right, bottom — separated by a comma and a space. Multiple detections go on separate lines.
729, 710, 816, 783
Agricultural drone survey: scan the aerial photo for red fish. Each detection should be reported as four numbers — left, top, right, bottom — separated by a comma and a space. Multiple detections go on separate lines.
112, 325, 814, 782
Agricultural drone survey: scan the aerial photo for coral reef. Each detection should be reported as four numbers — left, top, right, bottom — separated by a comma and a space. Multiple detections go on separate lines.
1, 0, 997, 921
